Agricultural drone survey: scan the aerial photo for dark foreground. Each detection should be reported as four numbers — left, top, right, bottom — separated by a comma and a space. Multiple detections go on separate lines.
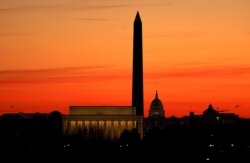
1, 112, 250, 162
1, 142, 250, 163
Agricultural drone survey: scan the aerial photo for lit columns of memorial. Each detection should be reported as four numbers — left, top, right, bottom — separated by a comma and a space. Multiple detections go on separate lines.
63, 120, 137, 140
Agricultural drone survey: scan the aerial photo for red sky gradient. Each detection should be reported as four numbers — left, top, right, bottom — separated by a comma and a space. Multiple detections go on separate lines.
0, 0, 250, 117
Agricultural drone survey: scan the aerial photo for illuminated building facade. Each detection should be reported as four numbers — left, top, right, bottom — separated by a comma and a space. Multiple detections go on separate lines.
63, 106, 143, 140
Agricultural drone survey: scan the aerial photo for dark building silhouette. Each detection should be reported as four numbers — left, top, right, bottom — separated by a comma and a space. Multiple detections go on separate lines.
202, 104, 239, 125
132, 12, 144, 116
149, 91, 165, 118
202, 104, 219, 124
144, 91, 167, 132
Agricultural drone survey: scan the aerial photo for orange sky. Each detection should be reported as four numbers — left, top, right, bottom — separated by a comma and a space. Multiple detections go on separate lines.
0, 0, 250, 117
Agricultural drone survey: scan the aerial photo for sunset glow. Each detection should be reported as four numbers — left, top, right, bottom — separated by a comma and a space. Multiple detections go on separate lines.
0, 0, 250, 117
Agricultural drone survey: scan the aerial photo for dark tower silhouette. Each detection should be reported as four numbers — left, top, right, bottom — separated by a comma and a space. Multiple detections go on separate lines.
132, 12, 144, 116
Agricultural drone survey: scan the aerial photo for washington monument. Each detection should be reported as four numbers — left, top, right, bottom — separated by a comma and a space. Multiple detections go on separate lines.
132, 12, 144, 116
